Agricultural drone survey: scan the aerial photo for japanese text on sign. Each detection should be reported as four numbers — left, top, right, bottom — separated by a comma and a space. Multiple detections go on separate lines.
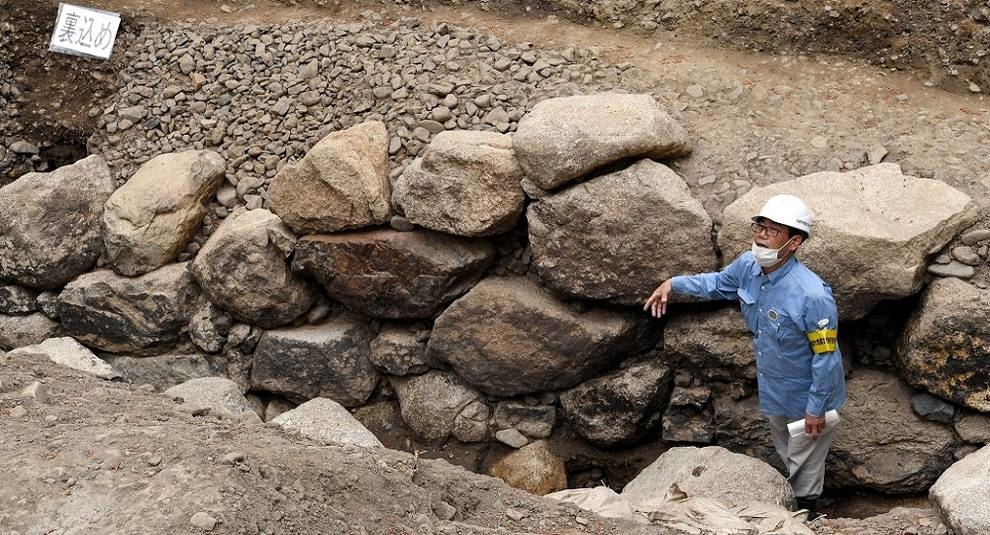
48, 3, 121, 60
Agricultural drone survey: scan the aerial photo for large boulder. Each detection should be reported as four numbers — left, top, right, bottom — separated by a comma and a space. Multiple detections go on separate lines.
559, 359, 673, 447
487, 441, 568, 496
164, 377, 257, 417
930, 445, 990, 535
57, 263, 201, 355
250, 318, 379, 407
897, 278, 990, 412
0, 155, 114, 289
661, 306, 755, 384
513, 93, 691, 190
271, 397, 383, 448
103, 353, 219, 391
828, 369, 957, 493
719, 164, 978, 319
267, 121, 390, 234
393, 130, 525, 237
391, 370, 486, 443
427, 277, 656, 396
0, 313, 60, 350
8, 336, 119, 379
190, 208, 315, 328
621, 446, 795, 509
292, 229, 495, 319
102, 150, 225, 276
527, 159, 716, 304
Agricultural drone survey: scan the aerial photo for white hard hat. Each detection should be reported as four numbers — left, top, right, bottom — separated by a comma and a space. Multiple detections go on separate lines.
753, 194, 813, 237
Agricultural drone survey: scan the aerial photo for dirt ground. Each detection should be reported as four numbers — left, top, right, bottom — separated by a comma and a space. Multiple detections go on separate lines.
0, 351, 678, 535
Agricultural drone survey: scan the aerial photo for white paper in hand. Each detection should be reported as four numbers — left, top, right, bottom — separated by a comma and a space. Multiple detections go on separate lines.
787, 410, 840, 438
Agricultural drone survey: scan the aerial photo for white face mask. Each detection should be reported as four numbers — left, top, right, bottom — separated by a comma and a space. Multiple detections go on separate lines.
751, 237, 795, 268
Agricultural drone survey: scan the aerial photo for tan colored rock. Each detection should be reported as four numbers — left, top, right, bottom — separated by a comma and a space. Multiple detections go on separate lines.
393, 130, 525, 236
513, 93, 691, 190
190, 209, 315, 328
621, 446, 794, 509
898, 278, 990, 412
527, 159, 716, 304
930, 445, 990, 535
488, 441, 567, 496
719, 163, 978, 319
102, 150, 225, 276
271, 397, 383, 448
267, 121, 390, 234
0, 155, 114, 289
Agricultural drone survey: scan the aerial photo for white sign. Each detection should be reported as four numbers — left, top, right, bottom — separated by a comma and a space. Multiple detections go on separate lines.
48, 3, 121, 60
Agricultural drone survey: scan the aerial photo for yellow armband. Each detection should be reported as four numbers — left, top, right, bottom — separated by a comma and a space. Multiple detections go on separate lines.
806, 329, 838, 354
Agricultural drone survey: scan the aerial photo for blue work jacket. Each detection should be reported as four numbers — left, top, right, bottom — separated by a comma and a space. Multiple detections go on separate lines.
670, 252, 846, 419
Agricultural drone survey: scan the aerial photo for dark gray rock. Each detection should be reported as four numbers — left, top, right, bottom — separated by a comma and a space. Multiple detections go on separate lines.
57, 263, 201, 355
250, 317, 379, 407
0, 284, 38, 315
559, 359, 672, 447
911, 392, 956, 424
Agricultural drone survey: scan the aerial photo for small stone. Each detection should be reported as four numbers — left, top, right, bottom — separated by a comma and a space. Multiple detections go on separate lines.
389, 215, 414, 232
867, 145, 888, 165
495, 428, 528, 448
698, 175, 717, 186
505, 508, 526, 521
222, 452, 245, 464
21, 382, 48, 402
927, 261, 975, 279
934, 254, 952, 265
9, 141, 40, 154
810, 136, 829, 149
190, 511, 217, 530
575, 516, 589, 526
430, 106, 452, 123
10, 405, 27, 418
969, 82, 982, 93
961, 229, 990, 246
298, 60, 319, 80
685, 85, 704, 98
952, 246, 981, 266
220, 4, 232, 13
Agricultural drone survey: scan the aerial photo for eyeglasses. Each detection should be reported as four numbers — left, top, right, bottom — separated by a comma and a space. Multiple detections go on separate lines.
751, 222, 785, 238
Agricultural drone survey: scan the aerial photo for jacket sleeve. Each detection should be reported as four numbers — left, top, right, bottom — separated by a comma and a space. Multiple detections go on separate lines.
801, 292, 844, 417
669, 255, 745, 301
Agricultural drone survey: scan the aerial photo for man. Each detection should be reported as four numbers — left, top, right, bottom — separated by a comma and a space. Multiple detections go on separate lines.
643, 194, 846, 518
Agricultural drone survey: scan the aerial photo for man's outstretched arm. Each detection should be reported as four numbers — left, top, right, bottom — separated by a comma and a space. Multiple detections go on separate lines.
643, 255, 747, 318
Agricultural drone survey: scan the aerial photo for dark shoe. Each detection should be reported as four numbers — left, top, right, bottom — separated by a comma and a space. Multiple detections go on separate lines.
796, 496, 823, 522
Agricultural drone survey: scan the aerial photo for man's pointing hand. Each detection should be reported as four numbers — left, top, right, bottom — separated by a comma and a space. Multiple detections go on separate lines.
644, 279, 673, 318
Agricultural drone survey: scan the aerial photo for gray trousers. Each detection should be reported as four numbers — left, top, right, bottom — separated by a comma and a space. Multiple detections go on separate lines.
767, 416, 840, 499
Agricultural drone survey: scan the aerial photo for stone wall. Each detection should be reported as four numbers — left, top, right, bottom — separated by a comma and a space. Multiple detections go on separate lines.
3, 14, 990, 497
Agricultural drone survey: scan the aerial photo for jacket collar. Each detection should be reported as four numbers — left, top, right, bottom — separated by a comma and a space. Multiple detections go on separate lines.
753, 255, 798, 283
